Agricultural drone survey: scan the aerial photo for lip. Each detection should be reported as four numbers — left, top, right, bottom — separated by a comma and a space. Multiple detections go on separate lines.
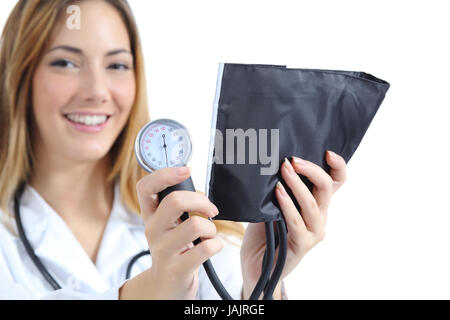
63, 113, 111, 133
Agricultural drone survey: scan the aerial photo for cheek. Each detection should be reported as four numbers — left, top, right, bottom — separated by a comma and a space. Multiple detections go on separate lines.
32, 67, 77, 121
110, 74, 136, 118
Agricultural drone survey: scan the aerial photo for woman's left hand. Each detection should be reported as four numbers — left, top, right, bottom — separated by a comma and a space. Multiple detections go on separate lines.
240, 150, 347, 299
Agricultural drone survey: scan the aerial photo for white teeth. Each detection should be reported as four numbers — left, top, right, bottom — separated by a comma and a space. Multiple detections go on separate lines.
66, 114, 108, 126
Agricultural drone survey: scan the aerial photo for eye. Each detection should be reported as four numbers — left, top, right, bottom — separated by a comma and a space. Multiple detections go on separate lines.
108, 63, 131, 71
50, 59, 77, 68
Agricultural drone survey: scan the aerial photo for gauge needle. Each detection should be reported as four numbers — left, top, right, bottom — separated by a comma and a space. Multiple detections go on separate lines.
162, 134, 169, 167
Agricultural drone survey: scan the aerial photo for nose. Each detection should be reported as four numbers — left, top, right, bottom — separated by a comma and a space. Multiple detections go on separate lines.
80, 63, 110, 105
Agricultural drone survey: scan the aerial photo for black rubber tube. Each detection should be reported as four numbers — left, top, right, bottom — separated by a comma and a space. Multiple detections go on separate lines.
125, 250, 151, 280
263, 218, 287, 300
159, 176, 283, 300
14, 183, 62, 290
249, 222, 275, 300
159, 177, 233, 300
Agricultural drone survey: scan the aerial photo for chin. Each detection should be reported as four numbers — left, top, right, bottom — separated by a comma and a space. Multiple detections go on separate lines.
70, 146, 111, 163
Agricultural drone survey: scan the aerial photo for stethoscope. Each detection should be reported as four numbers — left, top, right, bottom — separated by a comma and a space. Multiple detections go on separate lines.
13, 182, 151, 290
14, 118, 285, 299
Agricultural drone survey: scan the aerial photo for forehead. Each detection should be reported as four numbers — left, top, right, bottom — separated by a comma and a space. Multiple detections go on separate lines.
48, 1, 131, 54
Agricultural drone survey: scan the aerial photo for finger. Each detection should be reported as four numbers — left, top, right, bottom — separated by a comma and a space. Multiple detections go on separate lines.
275, 181, 307, 235
136, 166, 191, 219
291, 156, 333, 210
155, 191, 219, 231
164, 216, 217, 254
325, 150, 347, 193
180, 237, 223, 273
281, 158, 322, 232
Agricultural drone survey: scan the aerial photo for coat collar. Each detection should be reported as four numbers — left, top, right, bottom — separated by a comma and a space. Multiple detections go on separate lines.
18, 182, 148, 292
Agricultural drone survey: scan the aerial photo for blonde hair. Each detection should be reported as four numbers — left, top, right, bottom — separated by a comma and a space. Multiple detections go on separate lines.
0, 0, 244, 240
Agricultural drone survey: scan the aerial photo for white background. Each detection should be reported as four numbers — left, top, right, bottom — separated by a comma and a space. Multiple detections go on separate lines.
1, 0, 450, 299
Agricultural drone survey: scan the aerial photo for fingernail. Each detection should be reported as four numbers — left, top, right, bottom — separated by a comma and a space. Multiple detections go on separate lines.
176, 166, 190, 176
276, 181, 288, 197
292, 156, 308, 167
211, 203, 219, 216
327, 150, 337, 159
284, 158, 295, 175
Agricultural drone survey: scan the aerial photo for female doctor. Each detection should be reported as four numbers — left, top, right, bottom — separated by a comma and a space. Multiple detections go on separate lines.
0, 0, 347, 300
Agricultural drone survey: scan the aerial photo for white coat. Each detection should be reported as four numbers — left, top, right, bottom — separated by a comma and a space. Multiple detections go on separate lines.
0, 183, 243, 300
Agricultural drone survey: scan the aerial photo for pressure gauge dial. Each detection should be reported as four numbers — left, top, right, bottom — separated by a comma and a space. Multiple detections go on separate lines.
135, 119, 193, 172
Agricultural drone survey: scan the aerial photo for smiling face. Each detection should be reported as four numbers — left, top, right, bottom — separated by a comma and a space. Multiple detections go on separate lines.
31, 0, 136, 164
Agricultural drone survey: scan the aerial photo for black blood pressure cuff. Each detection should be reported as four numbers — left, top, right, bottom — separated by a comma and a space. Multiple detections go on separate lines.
205, 63, 390, 223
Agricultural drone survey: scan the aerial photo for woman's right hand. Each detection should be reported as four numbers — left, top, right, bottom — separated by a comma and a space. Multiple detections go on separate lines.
119, 167, 222, 300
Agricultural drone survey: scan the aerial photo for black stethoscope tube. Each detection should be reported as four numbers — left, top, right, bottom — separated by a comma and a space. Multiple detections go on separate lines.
14, 183, 62, 290
14, 183, 150, 290
125, 250, 150, 280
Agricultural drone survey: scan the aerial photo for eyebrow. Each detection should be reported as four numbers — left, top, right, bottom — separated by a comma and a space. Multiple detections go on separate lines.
46, 45, 132, 57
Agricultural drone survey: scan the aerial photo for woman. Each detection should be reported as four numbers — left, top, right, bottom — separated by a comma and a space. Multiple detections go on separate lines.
0, 0, 347, 299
